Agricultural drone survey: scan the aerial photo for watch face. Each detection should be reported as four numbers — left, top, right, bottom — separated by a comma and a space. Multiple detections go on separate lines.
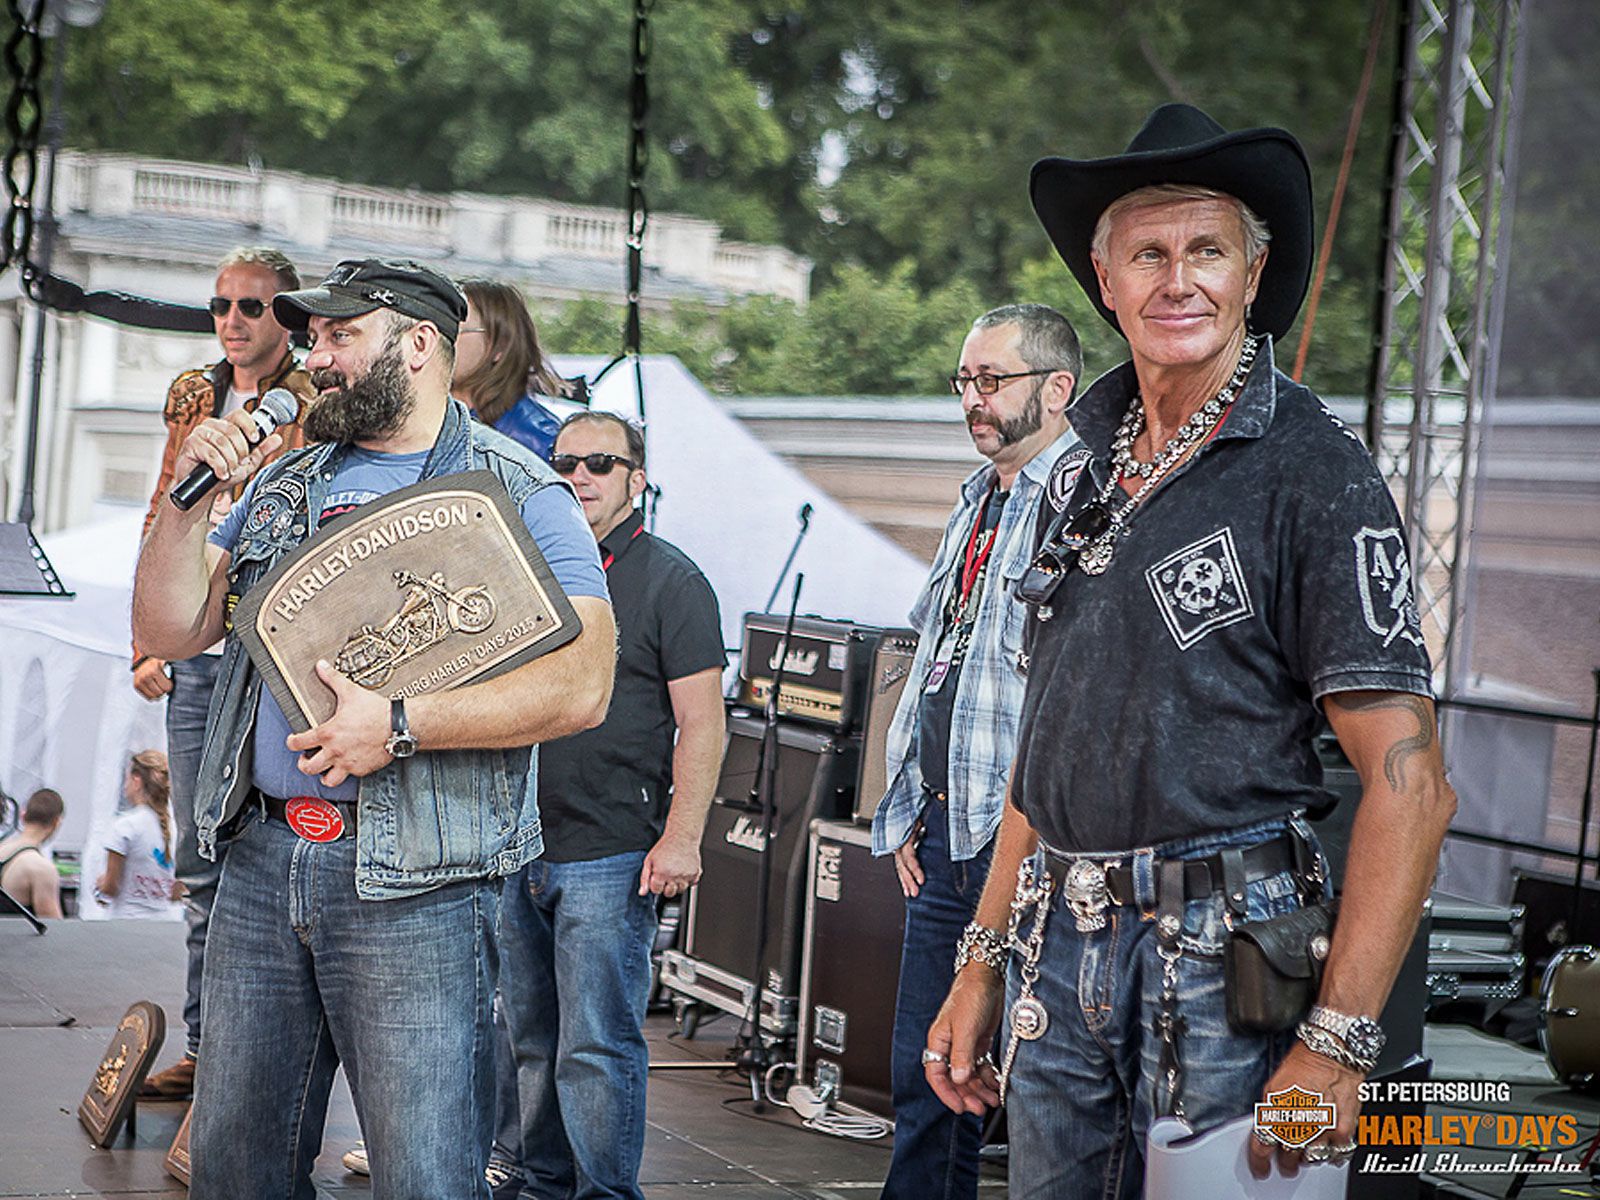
1347, 1018, 1386, 1058
388, 733, 419, 759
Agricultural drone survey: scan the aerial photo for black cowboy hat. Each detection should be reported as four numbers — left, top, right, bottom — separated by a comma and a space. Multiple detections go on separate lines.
1030, 103, 1313, 340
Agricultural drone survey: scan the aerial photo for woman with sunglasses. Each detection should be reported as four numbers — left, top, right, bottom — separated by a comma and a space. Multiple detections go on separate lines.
454, 278, 569, 460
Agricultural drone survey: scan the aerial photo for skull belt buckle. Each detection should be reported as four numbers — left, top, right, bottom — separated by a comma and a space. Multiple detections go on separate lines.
1063, 859, 1111, 933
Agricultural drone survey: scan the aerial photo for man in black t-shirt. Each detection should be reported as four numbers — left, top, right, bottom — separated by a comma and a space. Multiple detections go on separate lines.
923, 105, 1457, 1197
493, 412, 726, 1200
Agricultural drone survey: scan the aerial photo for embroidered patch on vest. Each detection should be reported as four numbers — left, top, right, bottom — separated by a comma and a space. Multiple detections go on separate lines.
1352, 526, 1424, 647
1145, 528, 1254, 651
1047, 447, 1092, 512
241, 475, 308, 539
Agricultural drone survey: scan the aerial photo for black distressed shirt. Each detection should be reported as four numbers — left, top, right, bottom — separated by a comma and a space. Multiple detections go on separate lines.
537, 510, 726, 862
1013, 338, 1432, 853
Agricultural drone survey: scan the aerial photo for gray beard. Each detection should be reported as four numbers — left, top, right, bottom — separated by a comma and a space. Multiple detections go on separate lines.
304, 346, 414, 444
972, 379, 1044, 448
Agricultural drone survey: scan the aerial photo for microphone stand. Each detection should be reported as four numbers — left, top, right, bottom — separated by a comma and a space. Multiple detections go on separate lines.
733, 571, 804, 1108
763, 503, 813, 614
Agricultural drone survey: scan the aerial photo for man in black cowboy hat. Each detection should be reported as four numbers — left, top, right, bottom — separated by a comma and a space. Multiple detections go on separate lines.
920, 105, 1456, 1195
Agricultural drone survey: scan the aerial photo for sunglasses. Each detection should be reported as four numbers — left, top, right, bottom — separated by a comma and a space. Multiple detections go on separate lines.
209, 296, 268, 319
1016, 501, 1112, 606
550, 453, 638, 477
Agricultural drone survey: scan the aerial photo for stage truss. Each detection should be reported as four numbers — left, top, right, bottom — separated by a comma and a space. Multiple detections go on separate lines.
1370, 0, 1525, 695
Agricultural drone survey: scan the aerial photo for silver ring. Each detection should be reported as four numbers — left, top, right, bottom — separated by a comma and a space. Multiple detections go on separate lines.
920, 1048, 948, 1066
1251, 1128, 1276, 1147
976, 1052, 996, 1068
1303, 1143, 1334, 1164
1327, 1142, 1358, 1162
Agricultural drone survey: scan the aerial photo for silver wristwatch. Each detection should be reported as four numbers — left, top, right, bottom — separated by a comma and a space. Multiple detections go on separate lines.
1300, 1005, 1385, 1073
384, 697, 419, 759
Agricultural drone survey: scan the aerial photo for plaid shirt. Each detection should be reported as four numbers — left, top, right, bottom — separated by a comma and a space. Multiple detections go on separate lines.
871, 428, 1084, 861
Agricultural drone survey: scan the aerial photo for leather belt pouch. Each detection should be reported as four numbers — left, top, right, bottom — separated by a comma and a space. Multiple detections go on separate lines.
1223, 900, 1337, 1033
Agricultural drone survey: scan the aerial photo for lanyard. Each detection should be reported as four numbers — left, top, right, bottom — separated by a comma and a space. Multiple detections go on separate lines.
957, 485, 1000, 612
601, 523, 645, 572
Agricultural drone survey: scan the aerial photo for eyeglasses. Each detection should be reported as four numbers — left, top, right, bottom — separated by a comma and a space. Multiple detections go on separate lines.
209, 296, 268, 319
1017, 501, 1112, 606
949, 368, 1056, 396
550, 453, 638, 477
458, 326, 487, 335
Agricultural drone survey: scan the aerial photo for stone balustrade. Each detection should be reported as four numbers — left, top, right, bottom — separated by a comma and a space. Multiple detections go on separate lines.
58, 151, 812, 305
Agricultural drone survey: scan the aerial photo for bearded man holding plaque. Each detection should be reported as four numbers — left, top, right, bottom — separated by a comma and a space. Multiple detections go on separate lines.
132, 258, 615, 1200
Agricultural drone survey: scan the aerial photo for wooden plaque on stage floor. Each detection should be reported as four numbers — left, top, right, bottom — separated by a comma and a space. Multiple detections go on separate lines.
233, 471, 581, 732
165, 1103, 192, 1185
78, 1000, 165, 1148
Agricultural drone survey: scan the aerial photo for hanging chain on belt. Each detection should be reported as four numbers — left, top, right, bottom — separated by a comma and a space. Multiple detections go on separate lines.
2, 0, 45, 280
1154, 909, 1187, 1120
997, 856, 1055, 1104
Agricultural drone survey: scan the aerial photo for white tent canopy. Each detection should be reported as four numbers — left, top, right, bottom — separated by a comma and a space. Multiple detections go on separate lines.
0, 356, 927, 881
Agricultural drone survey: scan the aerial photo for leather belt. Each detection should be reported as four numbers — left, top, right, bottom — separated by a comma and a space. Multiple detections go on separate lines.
262, 792, 356, 842
1039, 835, 1295, 907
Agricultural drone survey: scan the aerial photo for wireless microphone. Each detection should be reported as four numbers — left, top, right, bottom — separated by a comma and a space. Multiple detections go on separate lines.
169, 387, 300, 512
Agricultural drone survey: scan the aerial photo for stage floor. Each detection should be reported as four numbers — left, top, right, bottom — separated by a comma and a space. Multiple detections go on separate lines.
0, 918, 1005, 1199
7, 920, 1597, 1199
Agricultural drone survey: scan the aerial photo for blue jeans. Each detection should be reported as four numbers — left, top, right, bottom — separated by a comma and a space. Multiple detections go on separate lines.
191, 813, 500, 1200
167, 653, 223, 1058
1005, 817, 1314, 1200
882, 802, 995, 1200
496, 851, 656, 1200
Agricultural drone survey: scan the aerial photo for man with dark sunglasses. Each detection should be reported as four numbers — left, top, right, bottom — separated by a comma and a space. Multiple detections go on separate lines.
133, 245, 314, 1102
489, 409, 726, 1199
871, 303, 1087, 1200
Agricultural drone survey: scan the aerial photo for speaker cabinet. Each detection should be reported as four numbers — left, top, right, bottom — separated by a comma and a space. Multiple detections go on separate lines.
854, 628, 917, 823
798, 819, 905, 1118
661, 715, 859, 1035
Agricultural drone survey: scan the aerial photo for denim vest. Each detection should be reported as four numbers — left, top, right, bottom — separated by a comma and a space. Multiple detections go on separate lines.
194, 398, 568, 899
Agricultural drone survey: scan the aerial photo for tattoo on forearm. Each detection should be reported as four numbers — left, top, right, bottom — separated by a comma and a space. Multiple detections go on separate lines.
1329, 692, 1437, 792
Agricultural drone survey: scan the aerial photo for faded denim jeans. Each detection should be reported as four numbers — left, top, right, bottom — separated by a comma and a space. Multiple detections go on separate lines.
191, 813, 500, 1200
1005, 816, 1314, 1200
166, 652, 223, 1058
496, 850, 656, 1200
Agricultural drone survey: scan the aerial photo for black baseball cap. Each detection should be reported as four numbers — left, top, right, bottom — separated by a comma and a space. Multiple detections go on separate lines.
272, 258, 469, 342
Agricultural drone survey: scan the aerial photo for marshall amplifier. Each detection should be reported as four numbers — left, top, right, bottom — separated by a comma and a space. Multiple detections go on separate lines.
854, 628, 918, 823
798, 819, 905, 1120
737, 614, 881, 732
660, 714, 859, 1036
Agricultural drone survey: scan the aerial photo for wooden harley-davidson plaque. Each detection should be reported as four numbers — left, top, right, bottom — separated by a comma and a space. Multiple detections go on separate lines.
78, 1000, 166, 1148
234, 471, 582, 731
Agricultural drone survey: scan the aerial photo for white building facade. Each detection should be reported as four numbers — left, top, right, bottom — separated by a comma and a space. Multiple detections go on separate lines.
0, 151, 812, 534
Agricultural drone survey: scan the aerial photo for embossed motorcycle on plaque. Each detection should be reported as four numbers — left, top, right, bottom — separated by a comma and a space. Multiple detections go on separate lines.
234, 471, 582, 731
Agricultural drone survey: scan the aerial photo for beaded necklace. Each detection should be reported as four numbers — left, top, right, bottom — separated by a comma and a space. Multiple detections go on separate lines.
1077, 334, 1259, 576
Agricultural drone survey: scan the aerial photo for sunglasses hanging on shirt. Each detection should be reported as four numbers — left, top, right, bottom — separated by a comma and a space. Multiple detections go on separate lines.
1016, 500, 1112, 609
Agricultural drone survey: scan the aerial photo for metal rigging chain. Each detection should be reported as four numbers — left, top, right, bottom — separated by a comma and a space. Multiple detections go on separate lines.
1, 0, 45, 280
622, 0, 653, 358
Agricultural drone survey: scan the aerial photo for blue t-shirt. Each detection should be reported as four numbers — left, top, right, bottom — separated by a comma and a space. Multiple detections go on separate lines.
211, 446, 608, 802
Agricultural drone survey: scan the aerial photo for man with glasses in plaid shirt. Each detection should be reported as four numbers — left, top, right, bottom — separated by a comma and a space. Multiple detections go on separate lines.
872, 304, 1086, 1200
133, 246, 314, 1101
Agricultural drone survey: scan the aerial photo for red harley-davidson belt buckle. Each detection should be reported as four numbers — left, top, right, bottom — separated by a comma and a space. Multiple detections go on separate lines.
284, 797, 346, 843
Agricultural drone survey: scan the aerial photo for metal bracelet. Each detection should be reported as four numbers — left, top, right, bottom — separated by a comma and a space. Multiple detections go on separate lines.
1295, 1020, 1367, 1073
953, 922, 1009, 976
